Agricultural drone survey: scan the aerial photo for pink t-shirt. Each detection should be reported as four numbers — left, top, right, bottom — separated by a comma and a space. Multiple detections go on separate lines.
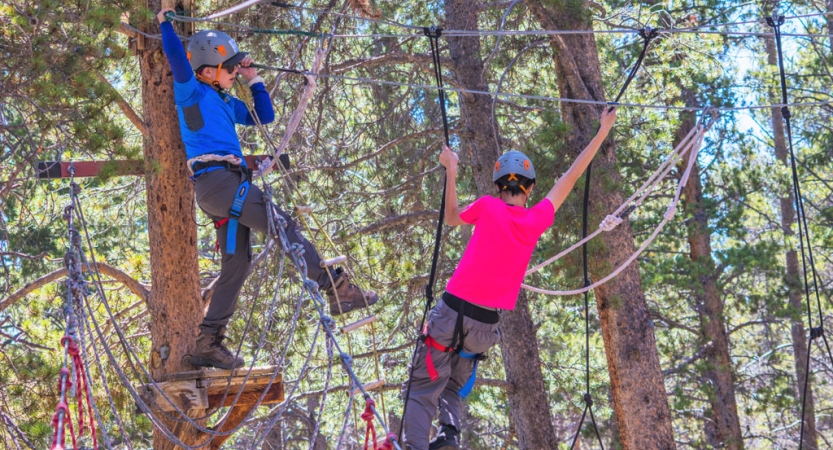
445, 196, 555, 310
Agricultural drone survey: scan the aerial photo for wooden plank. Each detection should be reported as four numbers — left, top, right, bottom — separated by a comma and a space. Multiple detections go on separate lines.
36, 155, 272, 179
139, 380, 208, 413
351, 379, 386, 397
207, 380, 284, 408
138, 365, 283, 414
161, 365, 279, 382
341, 315, 378, 333
204, 373, 283, 398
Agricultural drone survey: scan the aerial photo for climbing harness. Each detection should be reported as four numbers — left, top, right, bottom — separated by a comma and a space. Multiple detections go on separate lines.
766, 12, 833, 449
399, 25, 454, 442
569, 27, 657, 450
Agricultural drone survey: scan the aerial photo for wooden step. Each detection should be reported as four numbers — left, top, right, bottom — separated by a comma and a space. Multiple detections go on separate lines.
138, 365, 283, 413
320, 255, 347, 268
351, 378, 386, 397
340, 315, 378, 333
294, 205, 314, 214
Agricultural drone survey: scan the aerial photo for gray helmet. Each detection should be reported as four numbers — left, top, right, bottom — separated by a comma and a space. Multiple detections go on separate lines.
493, 150, 535, 182
187, 30, 248, 71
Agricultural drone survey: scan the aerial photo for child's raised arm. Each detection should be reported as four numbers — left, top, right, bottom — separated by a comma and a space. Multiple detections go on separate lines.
439, 145, 466, 226
545, 107, 617, 211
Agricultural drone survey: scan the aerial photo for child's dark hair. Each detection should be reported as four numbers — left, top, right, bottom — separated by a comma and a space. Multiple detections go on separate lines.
495, 174, 535, 196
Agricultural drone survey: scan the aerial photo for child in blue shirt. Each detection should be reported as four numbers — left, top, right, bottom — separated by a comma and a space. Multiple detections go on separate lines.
157, 9, 378, 369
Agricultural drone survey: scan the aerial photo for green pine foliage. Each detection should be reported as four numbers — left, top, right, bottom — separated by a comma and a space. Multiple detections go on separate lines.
0, 0, 832, 448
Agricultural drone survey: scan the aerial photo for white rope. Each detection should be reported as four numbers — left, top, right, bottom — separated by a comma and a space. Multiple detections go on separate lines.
525, 121, 703, 276
185, 154, 243, 175
522, 120, 710, 296
206, 0, 267, 19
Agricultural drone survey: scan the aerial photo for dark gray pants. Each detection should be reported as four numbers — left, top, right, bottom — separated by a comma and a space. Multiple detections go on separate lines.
401, 300, 501, 450
194, 169, 332, 334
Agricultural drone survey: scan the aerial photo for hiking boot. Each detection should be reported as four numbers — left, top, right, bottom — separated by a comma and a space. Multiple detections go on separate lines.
190, 327, 245, 370
428, 424, 460, 450
326, 268, 378, 315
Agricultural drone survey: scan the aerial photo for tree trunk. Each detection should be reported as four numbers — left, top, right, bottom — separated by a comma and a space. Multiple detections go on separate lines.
444, 0, 558, 447
527, 2, 675, 448
138, 1, 207, 448
675, 111, 744, 449
764, 31, 819, 450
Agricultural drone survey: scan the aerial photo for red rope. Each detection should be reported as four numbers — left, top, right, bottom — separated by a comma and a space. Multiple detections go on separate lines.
52, 336, 98, 450
361, 398, 378, 450
361, 398, 397, 450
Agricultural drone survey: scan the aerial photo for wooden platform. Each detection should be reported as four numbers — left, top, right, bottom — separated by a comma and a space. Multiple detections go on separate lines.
138, 365, 283, 449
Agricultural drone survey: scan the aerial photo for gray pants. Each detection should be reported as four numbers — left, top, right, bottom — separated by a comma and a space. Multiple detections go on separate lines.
194, 169, 332, 334
401, 300, 500, 450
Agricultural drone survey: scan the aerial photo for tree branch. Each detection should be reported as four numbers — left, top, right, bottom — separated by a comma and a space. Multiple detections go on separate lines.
93, 72, 149, 137
662, 341, 713, 377
356, 210, 439, 235
0, 263, 150, 313
328, 51, 458, 77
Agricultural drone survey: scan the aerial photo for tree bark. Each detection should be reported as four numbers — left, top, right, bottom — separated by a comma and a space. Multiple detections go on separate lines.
764, 31, 819, 450
527, 2, 675, 448
444, 0, 558, 447
675, 111, 744, 449
138, 1, 207, 448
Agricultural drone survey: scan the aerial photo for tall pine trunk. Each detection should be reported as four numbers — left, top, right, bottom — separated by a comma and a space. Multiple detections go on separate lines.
138, 1, 207, 448
444, 0, 558, 446
764, 29, 819, 450
675, 111, 744, 449
527, 2, 675, 448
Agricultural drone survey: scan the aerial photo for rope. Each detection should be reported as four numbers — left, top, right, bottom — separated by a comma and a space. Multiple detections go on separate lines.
231, 20, 397, 446
50, 176, 95, 450
522, 119, 712, 296
70, 180, 301, 447
567, 27, 656, 450
766, 13, 833, 449
251, 66, 833, 111
398, 25, 450, 444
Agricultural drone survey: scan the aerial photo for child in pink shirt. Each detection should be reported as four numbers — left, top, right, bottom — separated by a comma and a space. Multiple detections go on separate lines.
401, 108, 617, 450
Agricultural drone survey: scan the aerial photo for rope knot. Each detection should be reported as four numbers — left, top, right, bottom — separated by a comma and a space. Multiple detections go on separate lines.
664, 205, 678, 220
361, 398, 380, 450
303, 279, 319, 293
320, 316, 336, 331
810, 326, 824, 340
340, 352, 353, 368
599, 215, 622, 232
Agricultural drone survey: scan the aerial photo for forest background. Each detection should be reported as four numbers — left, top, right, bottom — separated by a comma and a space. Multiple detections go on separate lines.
1, 0, 832, 448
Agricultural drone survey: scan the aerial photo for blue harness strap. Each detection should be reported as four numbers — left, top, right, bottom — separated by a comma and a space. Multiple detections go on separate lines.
226, 180, 249, 255
457, 350, 480, 399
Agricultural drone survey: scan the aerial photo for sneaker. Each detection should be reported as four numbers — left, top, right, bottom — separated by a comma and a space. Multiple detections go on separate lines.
190, 327, 245, 369
428, 424, 460, 450
326, 268, 379, 315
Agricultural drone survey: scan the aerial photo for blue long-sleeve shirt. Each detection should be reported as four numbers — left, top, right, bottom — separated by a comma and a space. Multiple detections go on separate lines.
160, 22, 275, 168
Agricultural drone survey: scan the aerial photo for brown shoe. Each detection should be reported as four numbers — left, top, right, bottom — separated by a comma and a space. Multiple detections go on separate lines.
190, 327, 245, 369
326, 268, 378, 315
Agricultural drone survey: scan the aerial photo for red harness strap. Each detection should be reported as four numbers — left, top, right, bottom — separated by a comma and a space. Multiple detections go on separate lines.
213, 218, 230, 253
423, 335, 451, 382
